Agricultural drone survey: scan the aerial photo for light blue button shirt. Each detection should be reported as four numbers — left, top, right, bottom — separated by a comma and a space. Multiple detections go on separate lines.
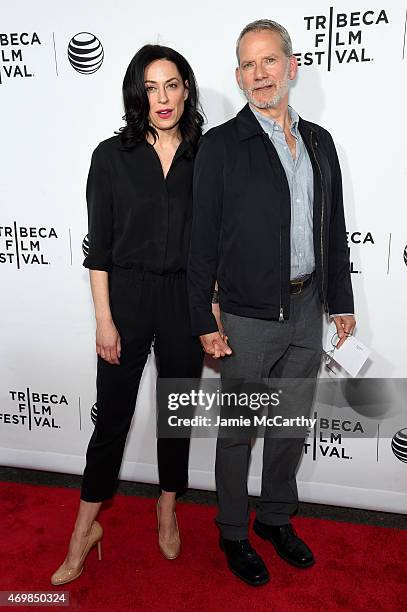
250, 104, 315, 280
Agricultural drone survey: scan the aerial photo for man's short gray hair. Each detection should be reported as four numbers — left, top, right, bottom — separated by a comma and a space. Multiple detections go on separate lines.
236, 19, 293, 63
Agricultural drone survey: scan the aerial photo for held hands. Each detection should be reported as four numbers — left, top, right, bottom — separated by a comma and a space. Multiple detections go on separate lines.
199, 332, 232, 358
199, 304, 233, 359
333, 315, 356, 349
96, 318, 121, 365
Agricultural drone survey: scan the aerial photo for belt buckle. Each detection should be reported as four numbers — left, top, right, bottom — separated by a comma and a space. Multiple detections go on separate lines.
290, 279, 304, 295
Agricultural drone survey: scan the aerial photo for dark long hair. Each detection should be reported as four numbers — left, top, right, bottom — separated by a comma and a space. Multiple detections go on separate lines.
117, 44, 204, 152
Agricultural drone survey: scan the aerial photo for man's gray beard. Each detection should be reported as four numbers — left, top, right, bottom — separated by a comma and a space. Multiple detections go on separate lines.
244, 80, 289, 109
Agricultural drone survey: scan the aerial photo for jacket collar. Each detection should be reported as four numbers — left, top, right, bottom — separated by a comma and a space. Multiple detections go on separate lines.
250, 104, 300, 139
236, 103, 265, 141
236, 103, 318, 147
298, 117, 318, 149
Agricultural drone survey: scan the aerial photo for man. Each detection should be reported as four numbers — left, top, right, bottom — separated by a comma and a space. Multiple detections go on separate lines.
187, 19, 355, 586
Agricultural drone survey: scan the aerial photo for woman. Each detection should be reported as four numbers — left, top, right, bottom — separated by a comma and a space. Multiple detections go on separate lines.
51, 44, 204, 585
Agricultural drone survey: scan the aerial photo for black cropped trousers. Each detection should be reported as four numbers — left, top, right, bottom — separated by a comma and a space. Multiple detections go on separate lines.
81, 266, 203, 502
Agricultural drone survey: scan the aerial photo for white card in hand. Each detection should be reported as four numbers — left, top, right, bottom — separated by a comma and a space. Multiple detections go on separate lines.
323, 322, 370, 377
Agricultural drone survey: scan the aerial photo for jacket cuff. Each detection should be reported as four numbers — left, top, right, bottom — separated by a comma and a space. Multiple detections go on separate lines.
190, 310, 219, 337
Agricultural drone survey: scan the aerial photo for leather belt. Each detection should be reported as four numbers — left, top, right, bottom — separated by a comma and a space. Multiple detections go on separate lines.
289, 272, 314, 295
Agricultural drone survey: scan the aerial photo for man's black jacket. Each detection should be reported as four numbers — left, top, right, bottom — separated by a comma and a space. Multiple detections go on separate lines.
187, 104, 354, 336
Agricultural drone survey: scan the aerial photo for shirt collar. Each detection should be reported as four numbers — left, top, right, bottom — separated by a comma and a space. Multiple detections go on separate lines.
249, 104, 299, 137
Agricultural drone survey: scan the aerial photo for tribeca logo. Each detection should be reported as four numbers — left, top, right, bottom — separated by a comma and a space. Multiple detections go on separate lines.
68, 32, 104, 74
391, 428, 407, 463
303, 411, 365, 460
1, 389, 68, 430
0, 223, 58, 268
295, 8, 389, 71
0, 32, 41, 84
346, 231, 375, 275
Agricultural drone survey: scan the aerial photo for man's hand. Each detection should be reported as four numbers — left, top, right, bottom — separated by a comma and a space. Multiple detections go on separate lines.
333, 315, 356, 349
199, 331, 232, 359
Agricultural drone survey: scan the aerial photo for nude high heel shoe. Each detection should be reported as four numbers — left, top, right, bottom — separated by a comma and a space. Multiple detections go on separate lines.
50, 520, 103, 586
156, 498, 181, 560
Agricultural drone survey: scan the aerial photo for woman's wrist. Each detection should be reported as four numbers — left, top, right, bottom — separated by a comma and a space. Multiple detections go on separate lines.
95, 312, 113, 325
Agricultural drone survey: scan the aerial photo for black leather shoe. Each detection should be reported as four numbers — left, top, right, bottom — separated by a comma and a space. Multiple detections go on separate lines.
220, 537, 270, 586
253, 520, 315, 568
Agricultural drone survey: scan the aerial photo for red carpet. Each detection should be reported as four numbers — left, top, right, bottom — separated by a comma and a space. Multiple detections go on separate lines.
0, 481, 406, 611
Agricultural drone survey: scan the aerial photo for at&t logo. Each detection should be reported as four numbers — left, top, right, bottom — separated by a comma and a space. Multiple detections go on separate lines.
68, 32, 104, 74
91, 402, 98, 425
82, 234, 89, 256
391, 428, 407, 463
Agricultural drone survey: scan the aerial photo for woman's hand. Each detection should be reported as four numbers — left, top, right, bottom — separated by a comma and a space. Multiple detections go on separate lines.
96, 319, 121, 365
212, 303, 228, 343
89, 270, 121, 365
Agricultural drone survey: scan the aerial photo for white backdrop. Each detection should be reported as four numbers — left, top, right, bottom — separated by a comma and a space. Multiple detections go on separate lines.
1, 0, 407, 513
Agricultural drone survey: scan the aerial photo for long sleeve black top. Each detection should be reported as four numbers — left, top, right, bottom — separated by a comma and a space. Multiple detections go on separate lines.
83, 135, 194, 273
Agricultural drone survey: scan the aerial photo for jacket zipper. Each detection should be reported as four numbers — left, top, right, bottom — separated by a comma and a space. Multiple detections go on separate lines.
310, 131, 327, 311
279, 215, 284, 322
261, 132, 286, 322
